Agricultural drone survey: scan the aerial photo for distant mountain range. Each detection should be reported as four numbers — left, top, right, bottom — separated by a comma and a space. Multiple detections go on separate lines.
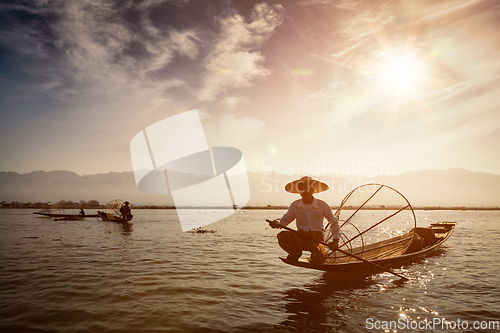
0, 168, 499, 207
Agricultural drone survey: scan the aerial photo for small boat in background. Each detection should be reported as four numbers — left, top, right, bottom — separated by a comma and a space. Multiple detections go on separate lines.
34, 202, 98, 218
34, 212, 98, 218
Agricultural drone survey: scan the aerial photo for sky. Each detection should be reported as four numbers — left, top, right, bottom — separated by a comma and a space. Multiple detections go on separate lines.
1, 0, 500, 177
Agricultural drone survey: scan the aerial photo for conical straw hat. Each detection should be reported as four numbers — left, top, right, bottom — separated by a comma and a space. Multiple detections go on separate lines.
284, 176, 329, 194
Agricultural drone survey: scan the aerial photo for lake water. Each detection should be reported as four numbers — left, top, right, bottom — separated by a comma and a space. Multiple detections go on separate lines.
0, 209, 499, 332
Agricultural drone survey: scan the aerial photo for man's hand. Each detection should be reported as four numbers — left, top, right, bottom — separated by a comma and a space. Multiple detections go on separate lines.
268, 219, 281, 229
327, 239, 339, 251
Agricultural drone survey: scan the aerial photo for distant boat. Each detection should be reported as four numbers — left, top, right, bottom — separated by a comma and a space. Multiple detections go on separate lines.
34, 212, 98, 218
34, 202, 98, 218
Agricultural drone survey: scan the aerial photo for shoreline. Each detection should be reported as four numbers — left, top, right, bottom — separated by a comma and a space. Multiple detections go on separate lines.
2, 206, 499, 211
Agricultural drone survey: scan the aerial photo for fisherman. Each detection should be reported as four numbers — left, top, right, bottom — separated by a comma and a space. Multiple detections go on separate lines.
120, 201, 133, 220
269, 176, 340, 264
79, 208, 85, 217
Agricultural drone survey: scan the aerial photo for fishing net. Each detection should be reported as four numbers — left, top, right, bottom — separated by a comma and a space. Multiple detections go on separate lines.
105, 199, 125, 220
324, 183, 416, 263
39, 201, 65, 215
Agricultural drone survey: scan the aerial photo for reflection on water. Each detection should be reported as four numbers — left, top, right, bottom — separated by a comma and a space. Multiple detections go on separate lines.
117, 221, 133, 233
276, 240, 478, 333
279, 274, 374, 332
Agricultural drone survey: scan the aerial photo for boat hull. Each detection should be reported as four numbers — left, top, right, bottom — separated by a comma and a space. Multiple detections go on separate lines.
280, 222, 457, 273
34, 212, 99, 218
97, 211, 132, 223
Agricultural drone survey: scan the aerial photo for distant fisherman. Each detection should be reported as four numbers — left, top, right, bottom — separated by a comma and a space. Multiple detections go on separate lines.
120, 201, 133, 220
269, 176, 340, 264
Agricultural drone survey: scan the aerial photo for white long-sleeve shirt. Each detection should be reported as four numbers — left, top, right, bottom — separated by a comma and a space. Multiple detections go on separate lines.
279, 198, 340, 239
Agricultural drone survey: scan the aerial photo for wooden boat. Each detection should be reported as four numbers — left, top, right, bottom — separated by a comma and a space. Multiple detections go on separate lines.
34, 212, 99, 218
280, 221, 457, 273
54, 216, 86, 221
97, 210, 132, 223
96, 199, 133, 223
274, 183, 458, 276
34, 202, 99, 218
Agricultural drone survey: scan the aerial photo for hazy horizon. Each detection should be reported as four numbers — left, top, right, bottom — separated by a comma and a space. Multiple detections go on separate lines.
2, 165, 500, 177
1, 1, 500, 177
1, 167, 499, 208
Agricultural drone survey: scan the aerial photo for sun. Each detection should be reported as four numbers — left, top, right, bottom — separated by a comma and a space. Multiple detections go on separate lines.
382, 55, 423, 92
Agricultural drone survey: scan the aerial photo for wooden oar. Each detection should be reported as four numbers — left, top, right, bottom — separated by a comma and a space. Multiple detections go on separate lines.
266, 219, 409, 281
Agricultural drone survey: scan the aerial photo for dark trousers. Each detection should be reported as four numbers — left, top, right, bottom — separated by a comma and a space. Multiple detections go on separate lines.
277, 230, 328, 263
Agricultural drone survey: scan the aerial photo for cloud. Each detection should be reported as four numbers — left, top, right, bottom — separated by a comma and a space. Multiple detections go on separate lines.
1, 1, 283, 116
170, 30, 200, 59
57, 1, 199, 104
199, 51, 268, 101
203, 113, 266, 147
410, 0, 485, 26
0, 0, 204, 111
198, 3, 283, 101
306, 1, 500, 131
220, 96, 249, 110
2, 0, 499, 176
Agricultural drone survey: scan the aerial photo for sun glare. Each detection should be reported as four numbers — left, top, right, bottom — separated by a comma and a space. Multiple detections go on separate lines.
382, 55, 423, 91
